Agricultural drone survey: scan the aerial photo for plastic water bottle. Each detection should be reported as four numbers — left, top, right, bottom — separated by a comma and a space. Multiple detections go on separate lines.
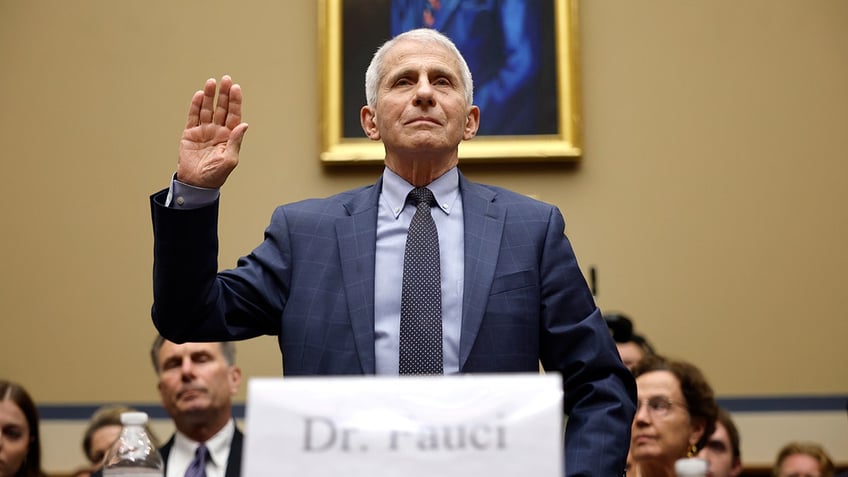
102, 412, 163, 477
675, 457, 708, 477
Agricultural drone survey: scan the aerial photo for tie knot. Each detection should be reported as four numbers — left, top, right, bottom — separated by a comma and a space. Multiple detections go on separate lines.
195, 445, 209, 459
408, 187, 435, 207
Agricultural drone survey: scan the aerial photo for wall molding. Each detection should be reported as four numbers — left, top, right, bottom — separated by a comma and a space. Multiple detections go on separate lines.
38, 394, 848, 420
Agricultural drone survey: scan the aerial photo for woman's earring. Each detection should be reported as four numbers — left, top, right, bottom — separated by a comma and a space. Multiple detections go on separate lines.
687, 444, 698, 458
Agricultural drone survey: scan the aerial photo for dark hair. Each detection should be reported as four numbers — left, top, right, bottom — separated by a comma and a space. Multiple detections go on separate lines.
0, 380, 46, 477
716, 407, 741, 461
604, 312, 656, 355
632, 354, 718, 452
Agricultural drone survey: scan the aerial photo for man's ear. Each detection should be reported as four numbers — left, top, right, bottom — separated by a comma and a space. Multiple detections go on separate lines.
463, 105, 480, 140
229, 365, 241, 394
228, 366, 243, 395
361, 106, 381, 140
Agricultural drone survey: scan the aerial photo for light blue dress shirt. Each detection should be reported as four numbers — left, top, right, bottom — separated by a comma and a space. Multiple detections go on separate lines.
166, 166, 465, 375
374, 167, 464, 375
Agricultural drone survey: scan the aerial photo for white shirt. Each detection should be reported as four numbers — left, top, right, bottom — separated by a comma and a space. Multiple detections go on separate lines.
165, 419, 235, 477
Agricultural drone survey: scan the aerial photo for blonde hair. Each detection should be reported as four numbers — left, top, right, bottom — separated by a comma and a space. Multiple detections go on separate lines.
82, 405, 160, 463
772, 441, 835, 477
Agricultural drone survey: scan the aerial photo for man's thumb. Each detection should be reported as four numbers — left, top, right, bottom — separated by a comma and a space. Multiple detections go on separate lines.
228, 123, 249, 154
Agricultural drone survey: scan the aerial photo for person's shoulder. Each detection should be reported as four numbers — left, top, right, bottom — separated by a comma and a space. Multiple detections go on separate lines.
274, 184, 378, 216
157, 433, 176, 455
465, 179, 557, 211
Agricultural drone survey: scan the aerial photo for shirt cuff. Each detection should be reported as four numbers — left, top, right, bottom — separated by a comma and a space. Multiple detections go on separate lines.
165, 174, 220, 209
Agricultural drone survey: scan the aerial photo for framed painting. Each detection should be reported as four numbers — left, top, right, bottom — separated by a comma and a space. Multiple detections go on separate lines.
318, 0, 581, 164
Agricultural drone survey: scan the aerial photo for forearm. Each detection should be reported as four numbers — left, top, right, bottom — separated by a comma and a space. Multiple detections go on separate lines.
150, 189, 287, 342
150, 189, 224, 342
547, 306, 636, 476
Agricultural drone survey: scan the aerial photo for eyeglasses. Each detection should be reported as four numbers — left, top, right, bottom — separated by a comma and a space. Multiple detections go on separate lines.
636, 396, 688, 418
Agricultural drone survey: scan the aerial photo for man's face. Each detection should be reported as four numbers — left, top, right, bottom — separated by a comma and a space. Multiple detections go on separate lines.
777, 453, 823, 477
156, 341, 241, 423
87, 424, 121, 466
361, 38, 479, 166
616, 341, 645, 371
697, 422, 742, 477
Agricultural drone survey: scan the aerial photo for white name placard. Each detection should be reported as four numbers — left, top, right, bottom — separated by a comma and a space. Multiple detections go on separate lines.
242, 373, 563, 477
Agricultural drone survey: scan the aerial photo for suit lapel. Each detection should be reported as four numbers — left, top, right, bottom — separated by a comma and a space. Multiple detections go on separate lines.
224, 427, 243, 477
336, 180, 382, 374
159, 434, 174, 462
457, 174, 505, 370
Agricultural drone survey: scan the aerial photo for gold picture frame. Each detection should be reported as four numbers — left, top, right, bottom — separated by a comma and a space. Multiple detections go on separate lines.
318, 0, 581, 164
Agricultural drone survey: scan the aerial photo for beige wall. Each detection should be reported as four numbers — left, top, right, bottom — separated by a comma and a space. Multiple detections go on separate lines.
1, 0, 846, 472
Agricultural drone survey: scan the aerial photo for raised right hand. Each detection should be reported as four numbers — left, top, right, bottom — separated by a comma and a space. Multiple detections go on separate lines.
177, 75, 248, 189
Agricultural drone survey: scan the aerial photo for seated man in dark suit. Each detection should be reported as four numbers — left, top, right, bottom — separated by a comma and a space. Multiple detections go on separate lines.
151, 336, 243, 477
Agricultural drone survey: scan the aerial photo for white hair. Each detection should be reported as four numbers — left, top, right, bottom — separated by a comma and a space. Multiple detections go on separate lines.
364, 28, 474, 108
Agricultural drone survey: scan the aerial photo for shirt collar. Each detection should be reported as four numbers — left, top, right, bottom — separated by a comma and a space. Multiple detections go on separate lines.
174, 418, 235, 468
381, 166, 460, 219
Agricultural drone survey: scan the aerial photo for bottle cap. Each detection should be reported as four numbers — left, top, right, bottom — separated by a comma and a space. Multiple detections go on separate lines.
675, 457, 708, 476
120, 411, 149, 425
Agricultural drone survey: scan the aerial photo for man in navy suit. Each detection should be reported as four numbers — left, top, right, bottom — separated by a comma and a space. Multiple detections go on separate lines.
152, 336, 243, 477
151, 28, 635, 476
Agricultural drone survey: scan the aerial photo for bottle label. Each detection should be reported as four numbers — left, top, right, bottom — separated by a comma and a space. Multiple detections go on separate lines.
103, 471, 163, 477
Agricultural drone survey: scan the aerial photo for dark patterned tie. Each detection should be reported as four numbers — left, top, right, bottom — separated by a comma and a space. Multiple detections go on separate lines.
399, 187, 443, 375
184, 445, 209, 477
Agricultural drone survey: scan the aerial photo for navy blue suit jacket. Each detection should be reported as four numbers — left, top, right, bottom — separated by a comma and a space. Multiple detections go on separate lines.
150, 171, 635, 476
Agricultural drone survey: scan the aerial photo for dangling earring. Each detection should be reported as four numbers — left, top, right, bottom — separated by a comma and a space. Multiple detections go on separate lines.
687, 444, 698, 457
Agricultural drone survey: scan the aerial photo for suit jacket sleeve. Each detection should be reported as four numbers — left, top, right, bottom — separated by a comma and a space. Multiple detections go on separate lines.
150, 189, 284, 342
538, 207, 637, 477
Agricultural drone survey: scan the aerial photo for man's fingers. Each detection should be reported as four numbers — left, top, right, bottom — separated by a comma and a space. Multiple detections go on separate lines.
199, 78, 217, 124
213, 75, 233, 126
225, 84, 243, 130
184, 90, 204, 129
185, 76, 243, 131
226, 123, 249, 156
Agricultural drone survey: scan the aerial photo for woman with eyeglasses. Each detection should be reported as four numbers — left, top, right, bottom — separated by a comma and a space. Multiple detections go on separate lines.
629, 354, 719, 477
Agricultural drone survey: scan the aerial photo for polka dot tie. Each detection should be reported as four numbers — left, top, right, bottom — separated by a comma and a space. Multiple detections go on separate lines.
184, 445, 209, 477
399, 187, 444, 375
